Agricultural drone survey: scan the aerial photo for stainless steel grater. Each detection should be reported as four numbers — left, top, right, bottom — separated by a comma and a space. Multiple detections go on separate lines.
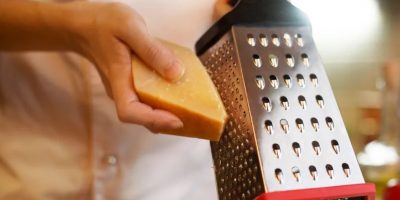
195, 0, 375, 199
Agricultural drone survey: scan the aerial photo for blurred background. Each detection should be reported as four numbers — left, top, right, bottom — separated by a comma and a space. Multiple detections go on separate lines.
290, 0, 400, 198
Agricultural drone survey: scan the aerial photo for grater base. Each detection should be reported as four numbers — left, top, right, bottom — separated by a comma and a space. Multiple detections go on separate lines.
255, 183, 375, 200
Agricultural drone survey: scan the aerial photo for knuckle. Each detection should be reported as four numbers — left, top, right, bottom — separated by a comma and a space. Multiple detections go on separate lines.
116, 105, 130, 122
145, 45, 163, 63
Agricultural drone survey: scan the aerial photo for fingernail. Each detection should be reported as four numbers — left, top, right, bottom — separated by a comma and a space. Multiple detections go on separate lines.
166, 60, 185, 82
170, 119, 184, 129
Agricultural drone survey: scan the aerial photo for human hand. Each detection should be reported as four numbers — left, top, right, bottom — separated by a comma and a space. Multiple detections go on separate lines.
66, 2, 185, 132
213, 0, 234, 21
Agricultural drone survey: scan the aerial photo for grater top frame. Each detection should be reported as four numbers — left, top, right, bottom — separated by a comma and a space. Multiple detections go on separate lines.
195, 0, 310, 56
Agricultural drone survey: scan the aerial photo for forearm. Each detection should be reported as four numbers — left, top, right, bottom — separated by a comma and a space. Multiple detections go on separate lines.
0, 1, 75, 51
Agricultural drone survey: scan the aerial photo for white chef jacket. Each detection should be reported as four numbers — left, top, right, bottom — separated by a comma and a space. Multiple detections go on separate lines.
0, 0, 219, 199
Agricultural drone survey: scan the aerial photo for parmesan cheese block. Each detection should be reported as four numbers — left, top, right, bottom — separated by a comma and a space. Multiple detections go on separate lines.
132, 40, 227, 141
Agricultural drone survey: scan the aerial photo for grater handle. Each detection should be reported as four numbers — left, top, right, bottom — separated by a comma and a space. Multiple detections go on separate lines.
228, 0, 239, 6
196, 0, 310, 55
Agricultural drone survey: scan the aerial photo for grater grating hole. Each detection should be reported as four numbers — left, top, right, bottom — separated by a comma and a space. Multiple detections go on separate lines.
294, 33, 304, 47
283, 74, 292, 88
295, 118, 304, 132
298, 95, 307, 109
269, 75, 279, 89
292, 142, 301, 157
272, 143, 281, 158
342, 163, 351, 177
255, 75, 265, 90
301, 53, 310, 67
283, 33, 292, 47
326, 117, 334, 130
261, 97, 272, 112
247, 34, 256, 46
259, 34, 268, 47
291, 166, 301, 182
271, 34, 280, 46
280, 119, 289, 134
309, 165, 318, 181
253, 54, 262, 68
265, 120, 273, 135
311, 117, 319, 132
206, 39, 264, 200
269, 54, 279, 68
280, 96, 289, 110
310, 73, 318, 87
285, 54, 295, 67
316, 95, 324, 108
312, 141, 321, 155
275, 168, 283, 184
325, 164, 334, 179
331, 140, 340, 154
296, 74, 305, 88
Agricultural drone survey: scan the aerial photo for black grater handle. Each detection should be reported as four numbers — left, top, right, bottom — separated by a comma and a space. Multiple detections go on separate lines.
196, 0, 310, 55
228, 0, 240, 6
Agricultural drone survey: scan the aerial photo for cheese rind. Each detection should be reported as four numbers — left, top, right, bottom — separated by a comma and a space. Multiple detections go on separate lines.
132, 40, 227, 141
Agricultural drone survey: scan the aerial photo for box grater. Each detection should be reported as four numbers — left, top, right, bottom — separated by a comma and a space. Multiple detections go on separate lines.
195, 0, 375, 199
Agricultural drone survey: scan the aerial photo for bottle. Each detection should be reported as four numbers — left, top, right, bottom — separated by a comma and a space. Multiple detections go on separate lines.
358, 61, 400, 197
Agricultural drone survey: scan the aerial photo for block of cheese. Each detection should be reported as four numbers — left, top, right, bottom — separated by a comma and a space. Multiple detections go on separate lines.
132, 40, 227, 141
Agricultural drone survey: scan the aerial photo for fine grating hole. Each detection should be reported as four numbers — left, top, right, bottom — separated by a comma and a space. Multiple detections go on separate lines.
275, 168, 283, 184
326, 117, 334, 130
272, 144, 281, 158
312, 141, 321, 155
311, 118, 319, 132
253, 54, 262, 68
271, 34, 280, 46
280, 119, 289, 134
298, 95, 307, 109
283, 33, 292, 47
283, 74, 292, 88
295, 118, 304, 132
316, 95, 324, 108
310, 73, 318, 87
342, 163, 351, 177
326, 164, 334, 179
309, 166, 318, 181
301, 53, 310, 67
259, 34, 268, 47
262, 97, 272, 112
292, 142, 301, 157
269, 54, 279, 68
280, 96, 289, 110
206, 40, 265, 199
294, 33, 304, 47
265, 120, 273, 135
296, 74, 305, 88
285, 54, 295, 67
331, 140, 340, 154
255, 75, 265, 90
247, 33, 256, 46
292, 166, 301, 182
269, 75, 279, 89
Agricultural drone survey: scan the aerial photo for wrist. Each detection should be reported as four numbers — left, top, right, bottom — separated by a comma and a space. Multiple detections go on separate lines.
51, 3, 82, 53
37, 2, 86, 53
59, 2, 96, 56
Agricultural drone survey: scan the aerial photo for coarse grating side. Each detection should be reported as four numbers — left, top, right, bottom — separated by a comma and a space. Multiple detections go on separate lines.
232, 25, 365, 192
200, 33, 266, 200
199, 25, 365, 200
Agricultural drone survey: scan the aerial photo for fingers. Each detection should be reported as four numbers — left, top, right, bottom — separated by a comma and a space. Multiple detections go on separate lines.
107, 49, 184, 131
116, 17, 185, 82
213, 0, 233, 21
